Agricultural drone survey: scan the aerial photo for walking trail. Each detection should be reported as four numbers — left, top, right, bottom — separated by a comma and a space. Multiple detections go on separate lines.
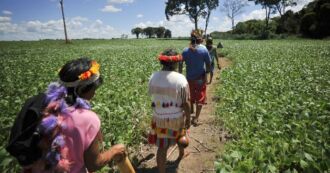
134, 57, 232, 173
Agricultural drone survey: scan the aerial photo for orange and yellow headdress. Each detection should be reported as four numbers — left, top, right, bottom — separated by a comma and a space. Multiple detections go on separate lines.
59, 60, 101, 87
78, 60, 100, 80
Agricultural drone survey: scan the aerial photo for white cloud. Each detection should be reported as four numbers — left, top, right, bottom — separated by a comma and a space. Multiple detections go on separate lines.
71, 16, 88, 22
137, 14, 143, 18
212, 16, 219, 21
0, 17, 122, 40
134, 15, 195, 37
133, 14, 233, 37
240, 9, 265, 21
108, 0, 134, 4
102, 0, 134, 13
101, 5, 122, 12
0, 22, 18, 34
238, 0, 312, 23
287, 0, 313, 12
0, 16, 11, 23
2, 10, 12, 15
24, 20, 63, 33
215, 17, 232, 32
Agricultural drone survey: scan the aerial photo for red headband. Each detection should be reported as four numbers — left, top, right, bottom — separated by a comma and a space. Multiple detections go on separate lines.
158, 54, 182, 62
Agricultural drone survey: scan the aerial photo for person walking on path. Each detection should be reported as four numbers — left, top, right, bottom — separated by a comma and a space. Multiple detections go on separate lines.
22, 58, 129, 173
179, 30, 212, 126
148, 49, 191, 173
206, 37, 221, 84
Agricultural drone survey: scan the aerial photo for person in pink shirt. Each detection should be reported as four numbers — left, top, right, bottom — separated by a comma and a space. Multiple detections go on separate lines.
24, 58, 126, 173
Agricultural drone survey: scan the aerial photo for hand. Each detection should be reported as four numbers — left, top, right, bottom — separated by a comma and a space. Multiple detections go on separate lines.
111, 144, 126, 163
217, 63, 221, 70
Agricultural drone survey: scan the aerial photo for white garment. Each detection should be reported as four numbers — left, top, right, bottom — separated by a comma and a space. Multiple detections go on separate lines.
198, 44, 207, 50
148, 71, 189, 121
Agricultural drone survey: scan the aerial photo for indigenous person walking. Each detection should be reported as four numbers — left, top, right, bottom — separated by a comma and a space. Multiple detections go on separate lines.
148, 49, 191, 173
24, 58, 129, 173
206, 37, 221, 84
180, 30, 212, 126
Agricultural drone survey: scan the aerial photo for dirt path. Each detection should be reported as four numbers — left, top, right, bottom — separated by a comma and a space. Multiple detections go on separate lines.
134, 57, 231, 173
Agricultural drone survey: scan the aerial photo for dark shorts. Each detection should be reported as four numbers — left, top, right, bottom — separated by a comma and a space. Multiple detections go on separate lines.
188, 78, 207, 105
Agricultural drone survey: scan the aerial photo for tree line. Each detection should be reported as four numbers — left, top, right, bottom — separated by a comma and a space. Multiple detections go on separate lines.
211, 0, 330, 39
131, 27, 172, 39
131, 0, 329, 39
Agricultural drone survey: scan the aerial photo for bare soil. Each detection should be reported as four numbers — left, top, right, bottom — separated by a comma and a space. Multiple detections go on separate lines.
133, 58, 232, 173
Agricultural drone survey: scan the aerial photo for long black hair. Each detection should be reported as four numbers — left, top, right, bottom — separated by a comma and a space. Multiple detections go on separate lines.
59, 58, 103, 105
37, 58, 102, 172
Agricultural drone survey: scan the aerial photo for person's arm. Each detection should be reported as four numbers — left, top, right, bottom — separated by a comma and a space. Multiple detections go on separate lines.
204, 50, 212, 73
204, 51, 212, 84
84, 131, 126, 172
183, 100, 191, 129
182, 86, 191, 129
207, 71, 213, 85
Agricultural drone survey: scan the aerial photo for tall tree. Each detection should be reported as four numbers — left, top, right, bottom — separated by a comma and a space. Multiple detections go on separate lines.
143, 27, 155, 38
165, 0, 219, 30
131, 27, 143, 39
299, 0, 330, 38
223, 0, 248, 30
204, 0, 219, 35
155, 27, 166, 38
164, 29, 172, 38
275, 0, 297, 17
250, 0, 278, 29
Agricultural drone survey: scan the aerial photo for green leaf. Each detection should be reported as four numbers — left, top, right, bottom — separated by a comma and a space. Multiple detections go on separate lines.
304, 152, 314, 161
1, 158, 12, 167
257, 117, 263, 124
230, 151, 242, 160
300, 159, 308, 168
268, 164, 276, 173
283, 169, 291, 173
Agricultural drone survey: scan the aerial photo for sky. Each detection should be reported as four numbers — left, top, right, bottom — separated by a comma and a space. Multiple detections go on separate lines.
0, 0, 313, 41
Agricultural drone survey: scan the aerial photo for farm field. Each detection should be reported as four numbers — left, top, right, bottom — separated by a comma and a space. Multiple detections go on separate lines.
0, 39, 329, 172
215, 40, 330, 172
0, 39, 188, 172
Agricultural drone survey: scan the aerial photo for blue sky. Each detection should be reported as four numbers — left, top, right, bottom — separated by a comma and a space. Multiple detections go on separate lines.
0, 0, 312, 40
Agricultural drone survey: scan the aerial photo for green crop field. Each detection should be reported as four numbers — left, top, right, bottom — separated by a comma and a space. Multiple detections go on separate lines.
0, 39, 188, 172
0, 39, 329, 172
215, 40, 330, 173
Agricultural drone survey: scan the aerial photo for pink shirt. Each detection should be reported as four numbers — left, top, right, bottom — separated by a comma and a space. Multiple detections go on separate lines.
28, 108, 101, 173
62, 108, 101, 173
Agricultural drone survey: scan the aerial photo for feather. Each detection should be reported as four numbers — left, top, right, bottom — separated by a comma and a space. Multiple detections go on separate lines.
74, 97, 91, 110
39, 115, 58, 135
45, 82, 67, 104
52, 135, 65, 148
